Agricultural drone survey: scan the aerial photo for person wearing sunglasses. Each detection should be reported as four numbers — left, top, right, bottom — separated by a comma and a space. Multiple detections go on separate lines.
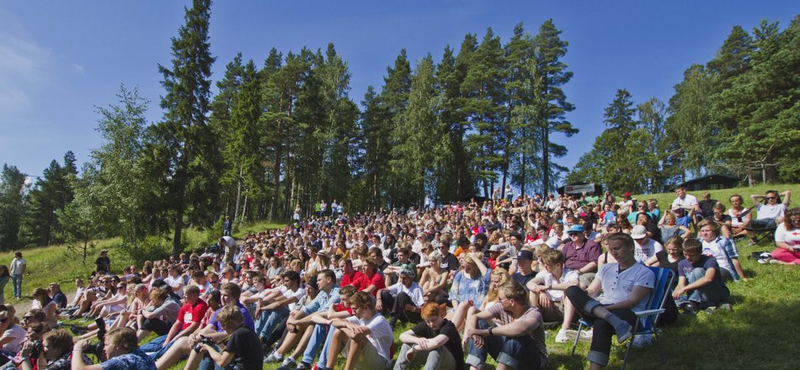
749, 189, 792, 233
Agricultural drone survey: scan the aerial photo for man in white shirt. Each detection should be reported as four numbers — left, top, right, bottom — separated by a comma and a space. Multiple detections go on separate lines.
321, 291, 393, 370
255, 271, 305, 343
565, 233, 655, 369
376, 268, 425, 326
671, 186, 700, 221
750, 189, 791, 228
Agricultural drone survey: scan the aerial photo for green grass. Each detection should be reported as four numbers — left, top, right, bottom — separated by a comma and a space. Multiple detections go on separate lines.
632, 183, 799, 220
0, 220, 285, 303
12, 183, 800, 369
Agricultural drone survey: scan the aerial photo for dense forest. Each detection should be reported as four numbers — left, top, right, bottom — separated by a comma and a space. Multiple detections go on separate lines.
0, 0, 797, 253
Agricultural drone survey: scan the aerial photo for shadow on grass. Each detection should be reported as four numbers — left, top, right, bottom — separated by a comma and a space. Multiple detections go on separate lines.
613, 299, 800, 370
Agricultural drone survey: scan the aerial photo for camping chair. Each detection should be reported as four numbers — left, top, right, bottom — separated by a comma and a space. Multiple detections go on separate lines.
571, 266, 675, 370
738, 205, 778, 244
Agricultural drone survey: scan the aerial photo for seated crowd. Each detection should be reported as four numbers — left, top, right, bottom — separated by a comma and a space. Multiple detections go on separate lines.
0, 187, 793, 370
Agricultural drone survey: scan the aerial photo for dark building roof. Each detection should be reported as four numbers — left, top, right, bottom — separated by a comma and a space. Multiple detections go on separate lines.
677, 174, 741, 191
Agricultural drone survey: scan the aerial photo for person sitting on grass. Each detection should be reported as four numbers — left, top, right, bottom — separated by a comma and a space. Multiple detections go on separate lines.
394, 302, 464, 370
73, 327, 156, 370
529, 249, 580, 343
770, 208, 800, 265
289, 285, 358, 370
269, 270, 341, 370
254, 270, 305, 345
136, 287, 180, 342
318, 291, 393, 370
376, 267, 424, 327
156, 284, 253, 370
727, 194, 751, 239
18, 329, 92, 370
672, 239, 731, 313
139, 285, 208, 358
447, 253, 491, 330
697, 220, 747, 282
0, 310, 27, 365
464, 281, 548, 370
190, 304, 263, 370
565, 233, 655, 370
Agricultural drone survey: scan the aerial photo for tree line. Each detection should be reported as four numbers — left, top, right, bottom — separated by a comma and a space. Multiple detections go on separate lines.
567, 16, 799, 193
0, 1, 796, 254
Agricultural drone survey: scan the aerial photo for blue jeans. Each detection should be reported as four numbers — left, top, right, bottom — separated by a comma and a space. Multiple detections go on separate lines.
198, 344, 224, 370
465, 320, 541, 370
315, 324, 337, 368
139, 335, 168, 354
11, 275, 22, 298
679, 267, 730, 308
300, 324, 328, 365
255, 306, 289, 340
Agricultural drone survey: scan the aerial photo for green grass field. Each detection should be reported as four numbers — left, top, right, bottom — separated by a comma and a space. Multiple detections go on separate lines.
10, 184, 800, 369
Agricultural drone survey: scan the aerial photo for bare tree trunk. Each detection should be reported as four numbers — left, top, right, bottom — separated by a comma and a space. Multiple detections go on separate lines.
241, 195, 248, 225
234, 166, 242, 224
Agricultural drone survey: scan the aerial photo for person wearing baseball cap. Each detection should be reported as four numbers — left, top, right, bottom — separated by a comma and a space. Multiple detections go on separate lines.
511, 250, 538, 286
562, 225, 602, 289
630, 225, 663, 263
376, 266, 424, 326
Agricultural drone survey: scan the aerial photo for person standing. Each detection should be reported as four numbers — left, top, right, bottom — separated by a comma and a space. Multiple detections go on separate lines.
223, 216, 232, 237
10, 251, 26, 299
95, 250, 111, 275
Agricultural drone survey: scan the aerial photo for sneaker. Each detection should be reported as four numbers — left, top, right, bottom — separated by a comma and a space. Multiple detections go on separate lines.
264, 351, 283, 364
615, 322, 633, 343
295, 362, 311, 370
631, 334, 652, 348
718, 303, 732, 311
578, 329, 593, 342
554, 329, 571, 343
276, 358, 295, 370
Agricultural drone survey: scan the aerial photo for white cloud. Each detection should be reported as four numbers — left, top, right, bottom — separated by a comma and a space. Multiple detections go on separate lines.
73, 63, 84, 74
0, 34, 50, 113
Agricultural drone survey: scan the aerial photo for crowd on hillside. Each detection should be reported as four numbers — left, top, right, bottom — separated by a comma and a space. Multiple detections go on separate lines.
0, 187, 796, 370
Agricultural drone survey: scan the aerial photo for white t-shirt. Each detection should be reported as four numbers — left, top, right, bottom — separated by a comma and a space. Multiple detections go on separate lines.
1, 324, 26, 353
165, 275, 185, 298
727, 208, 748, 227
539, 270, 579, 302
387, 281, 425, 307
597, 263, 655, 312
634, 239, 664, 263
279, 286, 306, 311
672, 194, 698, 211
701, 239, 734, 274
775, 223, 800, 249
346, 313, 393, 362
756, 203, 786, 220
9, 258, 26, 275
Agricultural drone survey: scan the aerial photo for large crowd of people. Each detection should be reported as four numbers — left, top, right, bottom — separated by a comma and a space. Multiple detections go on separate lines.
0, 187, 795, 370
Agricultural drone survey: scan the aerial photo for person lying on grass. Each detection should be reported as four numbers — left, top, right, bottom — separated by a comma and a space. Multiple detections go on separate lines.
317, 291, 392, 370
393, 301, 465, 370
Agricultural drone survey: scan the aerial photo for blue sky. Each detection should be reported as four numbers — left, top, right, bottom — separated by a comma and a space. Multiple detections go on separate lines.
0, 1, 796, 181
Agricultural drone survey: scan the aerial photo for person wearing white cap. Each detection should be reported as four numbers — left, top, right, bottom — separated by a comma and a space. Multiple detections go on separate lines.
630, 225, 663, 263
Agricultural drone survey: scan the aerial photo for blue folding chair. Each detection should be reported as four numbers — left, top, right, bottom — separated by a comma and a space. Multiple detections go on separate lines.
571, 266, 675, 370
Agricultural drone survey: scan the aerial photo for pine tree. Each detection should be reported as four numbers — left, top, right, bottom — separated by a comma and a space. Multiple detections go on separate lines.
379, 50, 412, 207
0, 164, 26, 249
532, 19, 577, 194
150, 0, 218, 255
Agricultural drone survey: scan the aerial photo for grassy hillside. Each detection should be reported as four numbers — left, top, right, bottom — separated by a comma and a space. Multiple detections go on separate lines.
632, 183, 799, 219
0, 220, 285, 303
